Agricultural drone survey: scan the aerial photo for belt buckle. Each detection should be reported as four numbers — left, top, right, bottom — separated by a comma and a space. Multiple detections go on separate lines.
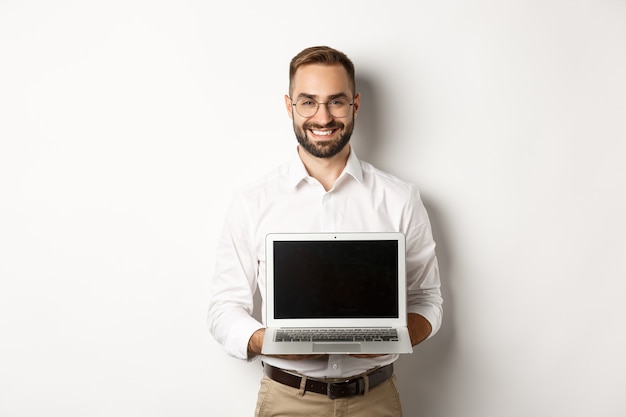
327, 378, 362, 400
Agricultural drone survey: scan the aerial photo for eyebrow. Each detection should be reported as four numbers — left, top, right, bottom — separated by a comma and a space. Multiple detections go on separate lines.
295, 92, 351, 100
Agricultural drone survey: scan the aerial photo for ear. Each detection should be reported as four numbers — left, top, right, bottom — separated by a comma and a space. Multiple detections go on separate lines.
284, 95, 294, 119
352, 93, 361, 118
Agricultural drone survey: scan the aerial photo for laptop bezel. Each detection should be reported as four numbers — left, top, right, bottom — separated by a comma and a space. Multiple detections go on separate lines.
265, 232, 407, 329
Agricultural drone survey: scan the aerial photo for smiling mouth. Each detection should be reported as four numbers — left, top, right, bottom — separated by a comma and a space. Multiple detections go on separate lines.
310, 129, 336, 137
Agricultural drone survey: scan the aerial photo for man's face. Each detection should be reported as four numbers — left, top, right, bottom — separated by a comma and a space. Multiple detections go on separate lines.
285, 64, 360, 158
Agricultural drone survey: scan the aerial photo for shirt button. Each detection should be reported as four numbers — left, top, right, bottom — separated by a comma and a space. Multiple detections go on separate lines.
332, 363, 338, 370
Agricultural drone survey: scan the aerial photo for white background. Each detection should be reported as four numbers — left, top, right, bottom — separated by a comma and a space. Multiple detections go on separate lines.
1, 1, 625, 416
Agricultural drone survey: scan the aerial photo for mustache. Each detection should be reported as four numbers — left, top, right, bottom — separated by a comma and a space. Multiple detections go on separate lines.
303, 121, 344, 130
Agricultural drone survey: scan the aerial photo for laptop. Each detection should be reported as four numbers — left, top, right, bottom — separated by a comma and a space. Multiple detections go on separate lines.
261, 232, 413, 355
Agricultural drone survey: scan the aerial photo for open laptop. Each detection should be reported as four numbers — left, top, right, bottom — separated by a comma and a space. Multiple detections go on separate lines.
262, 232, 413, 355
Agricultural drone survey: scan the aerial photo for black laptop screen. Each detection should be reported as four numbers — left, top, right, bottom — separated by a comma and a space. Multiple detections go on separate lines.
272, 240, 399, 319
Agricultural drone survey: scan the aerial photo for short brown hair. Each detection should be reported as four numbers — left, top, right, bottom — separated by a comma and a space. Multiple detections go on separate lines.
289, 46, 356, 96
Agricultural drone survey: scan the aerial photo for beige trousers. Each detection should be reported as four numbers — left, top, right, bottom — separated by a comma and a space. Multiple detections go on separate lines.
254, 374, 403, 417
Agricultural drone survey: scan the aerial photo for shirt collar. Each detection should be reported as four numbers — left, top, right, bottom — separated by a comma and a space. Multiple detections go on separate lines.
287, 145, 364, 188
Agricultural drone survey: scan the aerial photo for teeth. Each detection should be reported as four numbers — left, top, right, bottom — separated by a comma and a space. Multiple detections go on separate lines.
312, 130, 333, 136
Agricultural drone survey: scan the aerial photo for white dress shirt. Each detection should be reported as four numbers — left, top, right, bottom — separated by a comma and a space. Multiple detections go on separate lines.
208, 146, 442, 379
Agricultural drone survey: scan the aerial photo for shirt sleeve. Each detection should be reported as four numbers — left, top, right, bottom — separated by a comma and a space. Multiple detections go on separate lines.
402, 186, 443, 338
207, 193, 265, 360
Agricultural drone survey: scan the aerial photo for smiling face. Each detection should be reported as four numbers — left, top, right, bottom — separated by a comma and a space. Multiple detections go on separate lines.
285, 64, 360, 159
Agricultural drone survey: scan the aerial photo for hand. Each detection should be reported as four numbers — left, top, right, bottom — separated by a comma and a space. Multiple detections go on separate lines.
408, 313, 432, 346
247, 328, 327, 360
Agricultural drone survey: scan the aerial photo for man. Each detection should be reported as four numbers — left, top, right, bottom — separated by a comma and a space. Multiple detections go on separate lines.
208, 46, 442, 417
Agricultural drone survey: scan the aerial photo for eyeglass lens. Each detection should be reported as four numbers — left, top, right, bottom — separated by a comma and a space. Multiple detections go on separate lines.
294, 98, 352, 118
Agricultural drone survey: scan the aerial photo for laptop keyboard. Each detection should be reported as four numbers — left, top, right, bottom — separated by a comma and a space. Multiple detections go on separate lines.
274, 328, 399, 342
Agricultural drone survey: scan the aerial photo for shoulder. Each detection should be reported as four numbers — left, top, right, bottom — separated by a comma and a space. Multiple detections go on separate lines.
231, 163, 290, 204
359, 160, 418, 195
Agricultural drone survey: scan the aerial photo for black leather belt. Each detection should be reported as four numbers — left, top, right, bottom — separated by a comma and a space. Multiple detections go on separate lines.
263, 363, 393, 399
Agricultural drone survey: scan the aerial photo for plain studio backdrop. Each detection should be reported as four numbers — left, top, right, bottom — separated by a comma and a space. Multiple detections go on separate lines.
1, 1, 625, 416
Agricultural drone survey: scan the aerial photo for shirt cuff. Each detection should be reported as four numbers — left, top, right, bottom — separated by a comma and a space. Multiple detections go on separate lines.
224, 314, 266, 361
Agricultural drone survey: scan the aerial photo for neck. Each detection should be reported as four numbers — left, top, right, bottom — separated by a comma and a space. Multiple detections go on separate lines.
298, 145, 350, 191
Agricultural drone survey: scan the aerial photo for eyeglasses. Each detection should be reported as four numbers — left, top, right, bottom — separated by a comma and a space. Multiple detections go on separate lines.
291, 97, 354, 118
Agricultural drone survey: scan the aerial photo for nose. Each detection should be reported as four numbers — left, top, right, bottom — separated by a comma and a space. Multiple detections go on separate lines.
310, 102, 334, 124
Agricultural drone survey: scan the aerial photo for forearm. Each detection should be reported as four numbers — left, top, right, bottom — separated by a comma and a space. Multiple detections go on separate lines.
404, 190, 443, 339
209, 207, 264, 360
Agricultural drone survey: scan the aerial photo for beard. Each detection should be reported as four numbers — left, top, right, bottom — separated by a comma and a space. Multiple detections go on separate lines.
293, 119, 354, 158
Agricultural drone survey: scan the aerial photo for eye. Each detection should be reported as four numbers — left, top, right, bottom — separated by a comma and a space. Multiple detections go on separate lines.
299, 99, 316, 107
330, 99, 348, 106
